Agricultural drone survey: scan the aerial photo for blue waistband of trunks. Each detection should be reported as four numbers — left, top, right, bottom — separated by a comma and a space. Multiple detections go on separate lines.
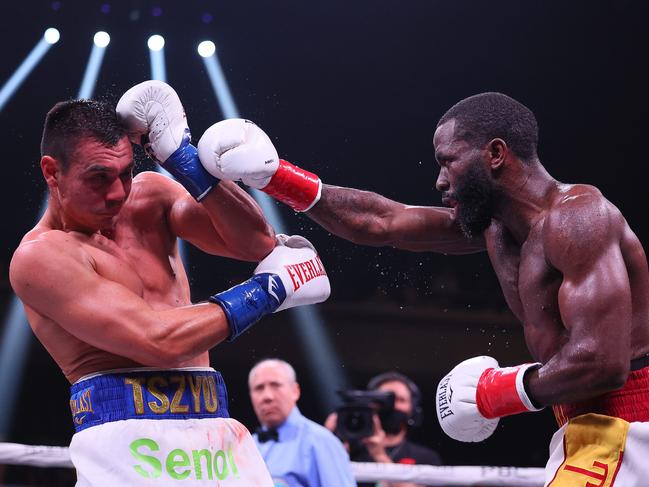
69, 369, 229, 433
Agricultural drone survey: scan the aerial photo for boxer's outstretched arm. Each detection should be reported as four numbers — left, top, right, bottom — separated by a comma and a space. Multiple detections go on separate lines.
10, 236, 231, 367
192, 120, 479, 255
307, 184, 485, 254
525, 194, 634, 405
142, 172, 275, 262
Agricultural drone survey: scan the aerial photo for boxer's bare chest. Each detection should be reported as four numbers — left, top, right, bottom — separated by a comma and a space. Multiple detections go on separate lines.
486, 221, 566, 361
81, 209, 190, 308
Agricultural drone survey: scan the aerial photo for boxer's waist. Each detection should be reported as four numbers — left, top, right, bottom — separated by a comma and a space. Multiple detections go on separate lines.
553, 355, 649, 427
69, 367, 229, 433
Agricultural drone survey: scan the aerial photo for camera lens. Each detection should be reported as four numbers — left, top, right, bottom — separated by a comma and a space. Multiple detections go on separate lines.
343, 411, 369, 433
336, 406, 374, 441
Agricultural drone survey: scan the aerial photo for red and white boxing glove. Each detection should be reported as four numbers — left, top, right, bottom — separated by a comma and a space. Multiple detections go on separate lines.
210, 234, 330, 340
254, 234, 330, 312
198, 119, 322, 212
435, 356, 543, 442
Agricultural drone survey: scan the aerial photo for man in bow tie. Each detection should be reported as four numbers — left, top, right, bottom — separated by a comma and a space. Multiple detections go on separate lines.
248, 358, 356, 487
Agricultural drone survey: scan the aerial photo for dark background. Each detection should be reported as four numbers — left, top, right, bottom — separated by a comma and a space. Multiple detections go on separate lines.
0, 0, 647, 484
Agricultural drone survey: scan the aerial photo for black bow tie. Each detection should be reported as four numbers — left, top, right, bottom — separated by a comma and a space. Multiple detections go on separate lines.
256, 427, 279, 443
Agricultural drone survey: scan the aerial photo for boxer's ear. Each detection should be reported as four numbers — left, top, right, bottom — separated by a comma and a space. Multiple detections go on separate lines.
41, 155, 60, 188
486, 138, 507, 172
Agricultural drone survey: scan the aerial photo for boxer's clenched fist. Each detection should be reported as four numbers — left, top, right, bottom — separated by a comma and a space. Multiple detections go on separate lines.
209, 234, 330, 340
198, 119, 321, 212
436, 356, 543, 442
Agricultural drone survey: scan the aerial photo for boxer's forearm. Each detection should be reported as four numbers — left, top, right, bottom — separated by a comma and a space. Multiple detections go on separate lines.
201, 181, 275, 261
525, 354, 629, 406
307, 185, 406, 246
142, 303, 232, 366
307, 185, 484, 253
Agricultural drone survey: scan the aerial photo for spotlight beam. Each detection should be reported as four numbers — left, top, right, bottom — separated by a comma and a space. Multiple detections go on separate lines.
78, 32, 110, 99
0, 30, 111, 440
148, 35, 166, 82
146, 35, 189, 263
0, 30, 58, 112
0, 29, 61, 438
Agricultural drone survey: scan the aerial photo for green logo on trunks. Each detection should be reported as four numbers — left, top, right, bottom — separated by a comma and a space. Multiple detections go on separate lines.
130, 438, 239, 481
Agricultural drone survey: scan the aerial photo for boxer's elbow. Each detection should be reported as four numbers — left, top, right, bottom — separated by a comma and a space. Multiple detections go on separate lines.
572, 353, 629, 393
595, 361, 629, 392
138, 330, 195, 367
248, 228, 277, 261
222, 224, 276, 262
141, 343, 192, 367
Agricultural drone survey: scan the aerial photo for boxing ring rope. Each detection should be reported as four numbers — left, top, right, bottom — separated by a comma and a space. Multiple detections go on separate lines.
0, 442, 545, 486
0, 442, 72, 468
351, 462, 544, 486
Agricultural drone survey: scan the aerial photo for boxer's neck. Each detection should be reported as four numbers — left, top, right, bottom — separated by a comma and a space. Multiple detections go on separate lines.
492, 163, 560, 245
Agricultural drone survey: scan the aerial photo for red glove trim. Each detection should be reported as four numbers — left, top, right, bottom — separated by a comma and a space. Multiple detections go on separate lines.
476, 364, 541, 419
263, 159, 321, 212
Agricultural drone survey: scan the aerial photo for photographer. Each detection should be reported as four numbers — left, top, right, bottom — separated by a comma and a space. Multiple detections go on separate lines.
326, 372, 442, 487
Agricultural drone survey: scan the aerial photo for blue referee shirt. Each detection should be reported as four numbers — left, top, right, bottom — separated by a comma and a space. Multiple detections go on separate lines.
254, 406, 356, 487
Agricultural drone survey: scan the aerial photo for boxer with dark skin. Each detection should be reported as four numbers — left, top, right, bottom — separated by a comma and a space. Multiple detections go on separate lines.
306, 94, 649, 408
171, 92, 649, 481
9, 100, 276, 384
219, 91, 649, 414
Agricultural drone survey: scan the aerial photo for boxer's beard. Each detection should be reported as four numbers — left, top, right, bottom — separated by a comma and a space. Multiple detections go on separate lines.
450, 162, 494, 238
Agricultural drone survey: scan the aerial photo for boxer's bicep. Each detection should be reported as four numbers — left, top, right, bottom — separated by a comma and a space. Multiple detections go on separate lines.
557, 244, 632, 343
10, 241, 170, 363
547, 203, 632, 368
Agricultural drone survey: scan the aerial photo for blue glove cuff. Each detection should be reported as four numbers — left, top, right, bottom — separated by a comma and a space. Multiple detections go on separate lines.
162, 131, 219, 201
209, 273, 287, 341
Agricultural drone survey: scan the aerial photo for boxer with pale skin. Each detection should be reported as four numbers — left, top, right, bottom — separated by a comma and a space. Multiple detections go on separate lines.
10, 81, 330, 486
13, 138, 273, 382
201, 93, 649, 485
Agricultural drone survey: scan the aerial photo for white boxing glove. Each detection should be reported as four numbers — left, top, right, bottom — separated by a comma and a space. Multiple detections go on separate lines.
254, 234, 330, 312
209, 234, 330, 340
198, 118, 279, 189
436, 356, 542, 442
198, 119, 322, 212
116, 80, 218, 200
116, 80, 188, 163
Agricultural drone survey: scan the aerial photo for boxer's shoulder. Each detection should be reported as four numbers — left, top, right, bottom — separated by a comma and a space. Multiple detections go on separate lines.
543, 184, 623, 266
130, 170, 189, 207
546, 185, 617, 233
133, 169, 169, 185
10, 228, 94, 293
15, 227, 88, 256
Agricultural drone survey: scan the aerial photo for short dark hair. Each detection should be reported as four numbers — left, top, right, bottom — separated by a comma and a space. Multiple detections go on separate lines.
40, 99, 127, 171
437, 92, 539, 162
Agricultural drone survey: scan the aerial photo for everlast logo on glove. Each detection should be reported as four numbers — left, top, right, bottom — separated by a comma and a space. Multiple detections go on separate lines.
284, 255, 327, 291
437, 374, 454, 419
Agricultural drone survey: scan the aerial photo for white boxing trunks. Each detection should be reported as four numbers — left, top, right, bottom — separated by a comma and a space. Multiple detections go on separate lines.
68, 367, 273, 486
545, 359, 649, 486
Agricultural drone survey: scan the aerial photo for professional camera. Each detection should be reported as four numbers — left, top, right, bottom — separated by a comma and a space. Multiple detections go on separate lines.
334, 389, 395, 442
